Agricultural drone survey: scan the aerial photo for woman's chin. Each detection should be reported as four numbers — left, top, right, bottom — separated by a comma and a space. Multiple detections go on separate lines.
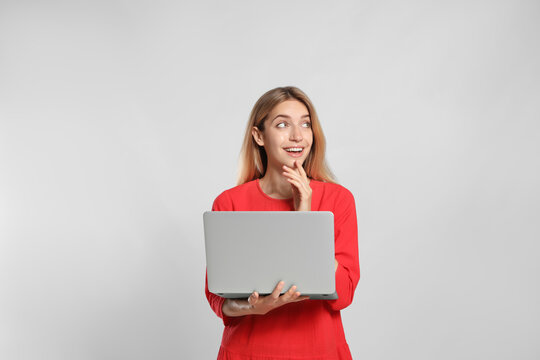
284, 158, 304, 168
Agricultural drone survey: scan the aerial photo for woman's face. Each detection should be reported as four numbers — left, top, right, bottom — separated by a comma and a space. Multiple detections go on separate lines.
252, 100, 313, 170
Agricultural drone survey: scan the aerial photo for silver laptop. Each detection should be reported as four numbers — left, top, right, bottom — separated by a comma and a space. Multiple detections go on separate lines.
203, 211, 337, 300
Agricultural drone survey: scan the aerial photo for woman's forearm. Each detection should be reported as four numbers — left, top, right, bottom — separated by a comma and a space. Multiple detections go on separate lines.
222, 298, 254, 317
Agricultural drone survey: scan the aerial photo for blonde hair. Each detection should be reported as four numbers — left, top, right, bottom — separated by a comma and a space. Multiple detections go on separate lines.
237, 86, 336, 185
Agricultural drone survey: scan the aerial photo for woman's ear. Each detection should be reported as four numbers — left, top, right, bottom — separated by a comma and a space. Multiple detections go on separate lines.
252, 126, 264, 147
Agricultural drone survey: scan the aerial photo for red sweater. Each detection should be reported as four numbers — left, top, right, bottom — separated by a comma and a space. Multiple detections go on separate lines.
205, 178, 360, 359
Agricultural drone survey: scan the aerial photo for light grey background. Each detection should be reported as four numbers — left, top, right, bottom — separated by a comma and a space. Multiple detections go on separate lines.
1, 0, 539, 359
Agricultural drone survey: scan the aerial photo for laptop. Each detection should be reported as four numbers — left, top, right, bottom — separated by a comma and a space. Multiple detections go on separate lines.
203, 211, 337, 300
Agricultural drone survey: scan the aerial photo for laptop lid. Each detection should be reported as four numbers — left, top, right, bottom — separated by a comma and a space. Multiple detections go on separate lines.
203, 211, 337, 300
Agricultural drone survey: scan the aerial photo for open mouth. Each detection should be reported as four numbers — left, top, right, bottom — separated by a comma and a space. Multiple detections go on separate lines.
283, 147, 304, 157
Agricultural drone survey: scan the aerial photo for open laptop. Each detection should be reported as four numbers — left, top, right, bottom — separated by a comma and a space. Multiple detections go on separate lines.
203, 211, 337, 300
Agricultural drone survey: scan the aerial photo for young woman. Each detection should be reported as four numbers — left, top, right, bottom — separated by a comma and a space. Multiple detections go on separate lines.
205, 86, 360, 359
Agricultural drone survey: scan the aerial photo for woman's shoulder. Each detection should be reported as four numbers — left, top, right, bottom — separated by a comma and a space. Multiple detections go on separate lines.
220, 179, 257, 197
311, 179, 353, 195
311, 179, 355, 204
212, 180, 258, 210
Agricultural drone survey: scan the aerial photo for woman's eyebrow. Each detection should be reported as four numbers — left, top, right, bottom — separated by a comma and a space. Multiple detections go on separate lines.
272, 114, 311, 121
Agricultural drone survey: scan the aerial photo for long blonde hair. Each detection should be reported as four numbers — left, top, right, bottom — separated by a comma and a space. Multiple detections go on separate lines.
237, 86, 336, 185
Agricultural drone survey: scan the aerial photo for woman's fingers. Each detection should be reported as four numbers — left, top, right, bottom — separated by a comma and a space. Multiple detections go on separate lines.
295, 160, 308, 178
282, 172, 306, 188
271, 281, 285, 300
282, 163, 310, 190
282, 167, 301, 181
248, 291, 259, 305
292, 160, 309, 184
284, 288, 309, 303
282, 171, 302, 191
286, 178, 305, 194
287, 179, 310, 200
249, 284, 308, 314
282, 164, 312, 211
281, 285, 297, 302
282, 163, 304, 180
282, 169, 309, 192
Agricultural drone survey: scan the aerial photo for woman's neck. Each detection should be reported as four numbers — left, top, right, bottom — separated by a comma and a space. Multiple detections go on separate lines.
259, 166, 294, 199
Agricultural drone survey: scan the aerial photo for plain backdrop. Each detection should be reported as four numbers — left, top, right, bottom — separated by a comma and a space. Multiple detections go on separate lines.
1, 0, 539, 359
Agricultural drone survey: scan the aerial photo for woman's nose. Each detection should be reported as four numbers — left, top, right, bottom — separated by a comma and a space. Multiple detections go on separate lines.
290, 125, 303, 141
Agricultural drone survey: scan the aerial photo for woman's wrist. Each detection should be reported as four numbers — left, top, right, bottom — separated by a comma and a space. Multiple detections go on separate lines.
295, 198, 311, 211
222, 298, 253, 317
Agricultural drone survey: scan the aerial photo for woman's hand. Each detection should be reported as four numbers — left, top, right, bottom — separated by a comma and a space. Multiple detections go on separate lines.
282, 160, 312, 211
222, 281, 309, 317
248, 281, 309, 315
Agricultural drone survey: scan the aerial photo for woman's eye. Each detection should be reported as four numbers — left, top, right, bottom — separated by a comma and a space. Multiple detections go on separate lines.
277, 122, 286, 128
302, 122, 311, 128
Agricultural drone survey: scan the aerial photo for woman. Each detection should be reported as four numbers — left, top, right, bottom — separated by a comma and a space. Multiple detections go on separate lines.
205, 86, 360, 359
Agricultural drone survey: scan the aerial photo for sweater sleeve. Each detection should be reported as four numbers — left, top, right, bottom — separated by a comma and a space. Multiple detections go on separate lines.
327, 187, 360, 311
204, 191, 236, 326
